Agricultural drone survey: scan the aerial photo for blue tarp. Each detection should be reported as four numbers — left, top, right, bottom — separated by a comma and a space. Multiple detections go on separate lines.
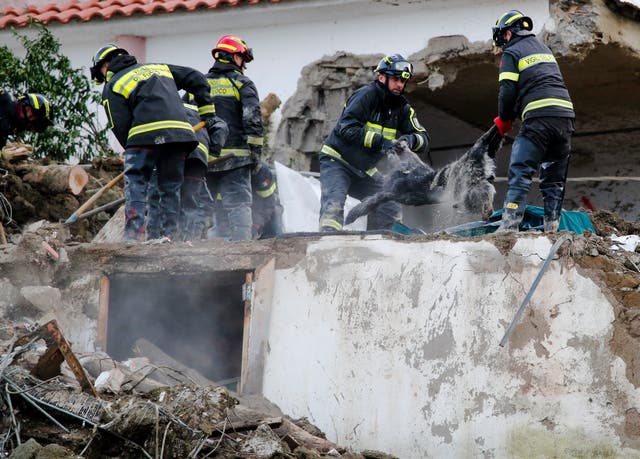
444, 205, 595, 237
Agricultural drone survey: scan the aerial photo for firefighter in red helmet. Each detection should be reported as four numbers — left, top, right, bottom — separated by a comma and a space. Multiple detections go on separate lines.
197, 35, 263, 241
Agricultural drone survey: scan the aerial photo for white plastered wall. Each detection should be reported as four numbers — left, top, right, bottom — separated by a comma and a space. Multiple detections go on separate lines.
257, 235, 637, 458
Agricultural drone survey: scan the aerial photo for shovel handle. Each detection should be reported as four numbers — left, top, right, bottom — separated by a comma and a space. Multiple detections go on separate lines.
65, 122, 206, 225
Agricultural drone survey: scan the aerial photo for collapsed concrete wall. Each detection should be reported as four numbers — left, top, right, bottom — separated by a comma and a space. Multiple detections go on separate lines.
3, 217, 640, 456
258, 233, 640, 457
272, 0, 640, 225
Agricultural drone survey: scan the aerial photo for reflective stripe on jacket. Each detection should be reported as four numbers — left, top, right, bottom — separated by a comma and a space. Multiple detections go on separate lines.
320, 81, 429, 173
102, 55, 214, 150
204, 61, 264, 172
498, 35, 574, 121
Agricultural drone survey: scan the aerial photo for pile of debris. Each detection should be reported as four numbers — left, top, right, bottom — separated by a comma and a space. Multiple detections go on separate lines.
0, 150, 124, 244
0, 319, 397, 459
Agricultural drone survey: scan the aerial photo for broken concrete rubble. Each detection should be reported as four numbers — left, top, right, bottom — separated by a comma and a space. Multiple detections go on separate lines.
0, 316, 385, 457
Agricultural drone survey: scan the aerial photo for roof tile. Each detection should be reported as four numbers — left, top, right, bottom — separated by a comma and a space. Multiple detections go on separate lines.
0, 0, 281, 29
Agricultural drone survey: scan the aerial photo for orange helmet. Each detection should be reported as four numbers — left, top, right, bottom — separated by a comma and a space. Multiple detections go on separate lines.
211, 35, 254, 63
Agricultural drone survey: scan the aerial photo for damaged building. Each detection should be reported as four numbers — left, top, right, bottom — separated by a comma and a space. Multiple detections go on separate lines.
1, 0, 640, 457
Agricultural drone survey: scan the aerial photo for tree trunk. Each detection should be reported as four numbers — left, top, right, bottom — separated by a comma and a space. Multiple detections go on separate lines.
21, 165, 89, 195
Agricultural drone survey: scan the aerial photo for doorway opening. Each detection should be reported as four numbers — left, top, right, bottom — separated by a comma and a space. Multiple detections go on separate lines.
103, 270, 249, 387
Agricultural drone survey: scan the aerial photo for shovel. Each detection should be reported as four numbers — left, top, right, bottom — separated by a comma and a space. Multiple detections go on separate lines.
65, 121, 206, 224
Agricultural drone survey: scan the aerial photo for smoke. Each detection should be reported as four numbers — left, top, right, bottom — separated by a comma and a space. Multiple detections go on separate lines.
108, 272, 247, 384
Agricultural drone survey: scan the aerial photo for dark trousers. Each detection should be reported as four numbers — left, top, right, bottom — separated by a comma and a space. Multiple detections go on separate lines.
180, 160, 208, 241
319, 157, 400, 231
206, 166, 253, 241
147, 159, 207, 241
501, 117, 574, 230
123, 146, 186, 241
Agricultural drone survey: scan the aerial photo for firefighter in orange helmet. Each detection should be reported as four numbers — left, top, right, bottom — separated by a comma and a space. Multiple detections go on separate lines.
200, 35, 263, 241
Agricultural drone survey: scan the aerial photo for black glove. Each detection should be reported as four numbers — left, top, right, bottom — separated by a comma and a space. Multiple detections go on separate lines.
397, 134, 417, 150
203, 115, 228, 156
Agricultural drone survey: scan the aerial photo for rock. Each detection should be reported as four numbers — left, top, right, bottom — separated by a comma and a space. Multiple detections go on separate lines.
20, 286, 61, 312
240, 423, 290, 457
35, 444, 80, 459
0, 277, 20, 303
8, 438, 42, 459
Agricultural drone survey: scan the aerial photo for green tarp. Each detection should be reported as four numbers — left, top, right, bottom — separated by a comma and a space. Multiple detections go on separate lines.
444, 205, 595, 237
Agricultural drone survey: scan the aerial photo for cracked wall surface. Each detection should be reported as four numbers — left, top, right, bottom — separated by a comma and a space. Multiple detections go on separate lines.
3, 221, 640, 455
260, 234, 640, 457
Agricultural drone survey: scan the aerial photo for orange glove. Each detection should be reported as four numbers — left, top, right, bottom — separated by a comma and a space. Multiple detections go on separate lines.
493, 116, 513, 137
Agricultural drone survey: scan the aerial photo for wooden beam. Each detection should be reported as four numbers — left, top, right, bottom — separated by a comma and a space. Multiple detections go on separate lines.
98, 276, 110, 352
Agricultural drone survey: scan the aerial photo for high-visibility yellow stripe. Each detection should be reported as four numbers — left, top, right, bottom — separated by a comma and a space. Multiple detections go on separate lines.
365, 121, 397, 140
198, 104, 216, 116
522, 98, 574, 118
98, 46, 119, 62
364, 131, 376, 148
499, 71, 520, 82
256, 182, 276, 198
365, 167, 378, 177
504, 12, 523, 25
518, 53, 556, 72
409, 108, 425, 132
208, 78, 240, 100
127, 120, 193, 139
247, 135, 263, 146
219, 148, 250, 157
320, 219, 342, 231
197, 142, 208, 155
183, 103, 198, 111
217, 43, 239, 52
321, 144, 342, 160
113, 64, 174, 99
102, 99, 115, 130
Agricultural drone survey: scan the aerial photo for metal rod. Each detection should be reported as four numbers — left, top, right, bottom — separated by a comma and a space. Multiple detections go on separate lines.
499, 233, 573, 348
74, 197, 125, 221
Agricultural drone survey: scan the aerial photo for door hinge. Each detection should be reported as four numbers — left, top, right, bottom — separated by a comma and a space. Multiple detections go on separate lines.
242, 282, 254, 302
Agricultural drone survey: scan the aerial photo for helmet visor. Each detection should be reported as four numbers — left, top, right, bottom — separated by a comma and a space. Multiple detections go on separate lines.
385, 60, 413, 80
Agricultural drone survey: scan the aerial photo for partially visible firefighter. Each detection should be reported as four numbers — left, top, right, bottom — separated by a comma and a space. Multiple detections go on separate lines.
318, 54, 430, 232
198, 34, 264, 241
90, 43, 226, 242
147, 103, 212, 241
208, 160, 283, 240
0, 90, 54, 150
492, 10, 575, 232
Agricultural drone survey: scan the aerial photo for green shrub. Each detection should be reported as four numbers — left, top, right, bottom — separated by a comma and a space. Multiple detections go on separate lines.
0, 20, 111, 162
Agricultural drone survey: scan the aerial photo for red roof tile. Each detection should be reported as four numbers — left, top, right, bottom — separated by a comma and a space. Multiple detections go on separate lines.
0, 0, 280, 29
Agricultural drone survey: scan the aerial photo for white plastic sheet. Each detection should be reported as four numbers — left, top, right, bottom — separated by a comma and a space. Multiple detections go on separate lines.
274, 161, 367, 233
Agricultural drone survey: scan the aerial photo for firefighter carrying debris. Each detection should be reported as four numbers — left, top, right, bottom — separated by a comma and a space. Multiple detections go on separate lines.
318, 54, 430, 232
492, 9, 575, 232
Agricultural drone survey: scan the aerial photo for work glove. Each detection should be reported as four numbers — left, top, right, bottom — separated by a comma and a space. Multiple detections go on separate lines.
202, 115, 228, 157
396, 134, 417, 150
493, 116, 513, 137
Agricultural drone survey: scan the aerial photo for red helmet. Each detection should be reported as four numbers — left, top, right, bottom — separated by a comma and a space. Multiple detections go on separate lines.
211, 35, 254, 63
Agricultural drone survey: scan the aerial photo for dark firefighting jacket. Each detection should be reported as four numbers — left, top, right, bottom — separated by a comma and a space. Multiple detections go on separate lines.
183, 103, 209, 167
203, 61, 264, 172
320, 81, 429, 175
102, 55, 216, 151
0, 89, 18, 149
498, 35, 575, 122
